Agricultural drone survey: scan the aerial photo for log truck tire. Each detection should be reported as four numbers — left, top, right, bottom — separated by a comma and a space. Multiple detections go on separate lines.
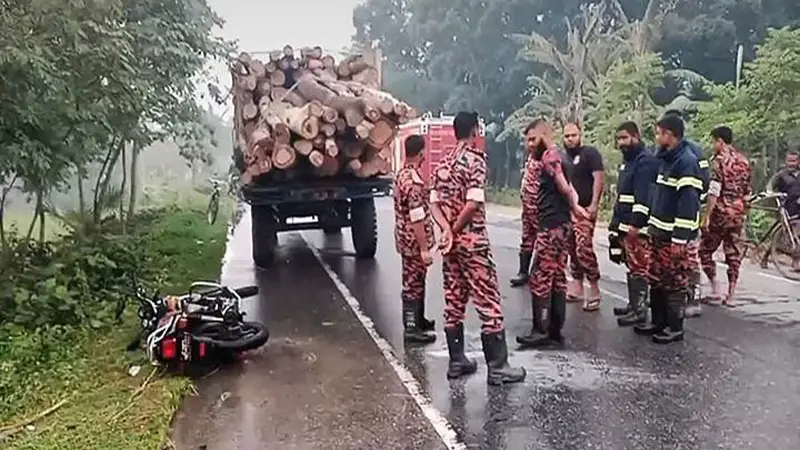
350, 198, 377, 259
251, 205, 277, 268
322, 226, 341, 235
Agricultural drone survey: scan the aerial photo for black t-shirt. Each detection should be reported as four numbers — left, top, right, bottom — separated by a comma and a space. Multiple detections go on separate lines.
772, 168, 800, 216
537, 148, 573, 230
565, 145, 603, 207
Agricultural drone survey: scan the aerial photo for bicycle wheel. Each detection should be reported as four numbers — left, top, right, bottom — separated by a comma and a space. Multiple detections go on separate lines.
768, 225, 800, 281
206, 192, 219, 225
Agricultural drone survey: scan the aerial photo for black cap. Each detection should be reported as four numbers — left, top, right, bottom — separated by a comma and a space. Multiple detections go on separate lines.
656, 114, 684, 139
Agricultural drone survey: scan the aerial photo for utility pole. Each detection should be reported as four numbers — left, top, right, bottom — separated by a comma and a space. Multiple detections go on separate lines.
735, 44, 744, 89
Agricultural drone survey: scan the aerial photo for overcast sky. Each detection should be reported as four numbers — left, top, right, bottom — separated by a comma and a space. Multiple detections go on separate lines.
210, 0, 362, 53
207, 0, 363, 117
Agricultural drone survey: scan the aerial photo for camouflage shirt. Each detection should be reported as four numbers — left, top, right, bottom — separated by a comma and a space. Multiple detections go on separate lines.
430, 142, 490, 251
394, 164, 435, 256
708, 147, 752, 229
521, 154, 541, 200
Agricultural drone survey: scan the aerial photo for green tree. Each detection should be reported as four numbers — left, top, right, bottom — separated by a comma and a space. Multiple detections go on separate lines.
0, 0, 231, 245
584, 52, 665, 170
693, 27, 800, 189
503, 1, 625, 133
353, 0, 584, 186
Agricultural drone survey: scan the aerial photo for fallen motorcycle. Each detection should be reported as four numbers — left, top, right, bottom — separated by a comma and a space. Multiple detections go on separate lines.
128, 279, 268, 368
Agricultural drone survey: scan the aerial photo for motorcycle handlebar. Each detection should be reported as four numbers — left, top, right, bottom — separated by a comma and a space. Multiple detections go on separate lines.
233, 285, 258, 298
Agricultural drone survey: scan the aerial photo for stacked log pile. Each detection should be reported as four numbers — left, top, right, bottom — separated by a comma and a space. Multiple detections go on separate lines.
230, 45, 417, 184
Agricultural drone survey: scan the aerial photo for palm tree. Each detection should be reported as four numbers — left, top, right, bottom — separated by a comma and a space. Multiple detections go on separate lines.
503, 0, 626, 135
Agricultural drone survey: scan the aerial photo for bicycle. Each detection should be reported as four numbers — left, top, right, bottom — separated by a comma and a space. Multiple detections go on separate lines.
740, 191, 800, 281
206, 178, 224, 225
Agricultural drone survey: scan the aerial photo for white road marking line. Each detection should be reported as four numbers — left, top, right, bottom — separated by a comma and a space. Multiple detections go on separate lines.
301, 233, 467, 450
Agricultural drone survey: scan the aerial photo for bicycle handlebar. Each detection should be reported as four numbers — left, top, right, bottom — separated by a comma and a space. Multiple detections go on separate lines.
748, 191, 787, 202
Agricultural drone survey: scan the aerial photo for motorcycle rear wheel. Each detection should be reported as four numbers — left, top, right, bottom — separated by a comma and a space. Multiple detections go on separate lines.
193, 321, 269, 352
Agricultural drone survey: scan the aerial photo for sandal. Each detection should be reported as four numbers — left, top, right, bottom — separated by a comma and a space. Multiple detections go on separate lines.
722, 297, 737, 308
567, 294, 583, 303
582, 297, 601, 312
703, 295, 722, 306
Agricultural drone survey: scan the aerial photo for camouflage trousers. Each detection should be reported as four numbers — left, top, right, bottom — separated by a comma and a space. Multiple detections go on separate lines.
529, 223, 570, 298
699, 225, 743, 285
442, 246, 504, 333
649, 239, 694, 291
569, 216, 600, 282
401, 254, 428, 303
622, 235, 651, 278
520, 193, 538, 253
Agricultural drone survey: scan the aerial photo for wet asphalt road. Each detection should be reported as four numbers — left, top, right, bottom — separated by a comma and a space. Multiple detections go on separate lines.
173, 199, 800, 450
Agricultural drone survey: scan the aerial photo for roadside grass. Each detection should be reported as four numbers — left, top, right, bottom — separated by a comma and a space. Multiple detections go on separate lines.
2, 208, 65, 242
0, 203, 234, 450
486, 186, 522, 207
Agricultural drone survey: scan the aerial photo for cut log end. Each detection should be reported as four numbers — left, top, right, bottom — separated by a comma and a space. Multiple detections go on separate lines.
320, 122, 336, 137
324, 138, 339, 158
368, 119, 396, 148
293, 139, 314, 156
355, 120, 375, 139
270, 70, 286, 86
321, 105, 338, 123
308, 150, 325, 167
272, 144, 296, 169
243, 103, 258, 120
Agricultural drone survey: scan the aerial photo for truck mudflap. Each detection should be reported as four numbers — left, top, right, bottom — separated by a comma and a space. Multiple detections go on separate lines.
241, 177, 392, 206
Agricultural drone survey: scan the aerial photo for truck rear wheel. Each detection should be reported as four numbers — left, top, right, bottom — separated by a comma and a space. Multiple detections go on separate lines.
251, 205, 277, 267
350, 198, 377, 259
322, 226, 341, 235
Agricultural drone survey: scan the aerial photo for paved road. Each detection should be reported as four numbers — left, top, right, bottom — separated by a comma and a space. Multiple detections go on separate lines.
173, 199, 800, 450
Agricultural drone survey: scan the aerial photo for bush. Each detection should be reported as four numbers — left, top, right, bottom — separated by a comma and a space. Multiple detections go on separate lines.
0, 212, 174, 337
0, 206, 229, 449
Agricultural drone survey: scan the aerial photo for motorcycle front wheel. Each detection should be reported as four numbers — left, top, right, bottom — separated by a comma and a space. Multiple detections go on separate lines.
192, 321, 269, 352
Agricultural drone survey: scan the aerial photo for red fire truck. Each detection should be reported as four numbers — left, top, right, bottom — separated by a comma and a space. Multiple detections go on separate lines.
392, 112, 486, 183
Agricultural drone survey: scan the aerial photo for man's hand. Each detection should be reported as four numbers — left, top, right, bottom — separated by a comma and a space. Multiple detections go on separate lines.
439, 228, 453, 255
700, 215, 710, 233
587, 204, 598, 220
421, 249, 433, 266
624, 227, 639, 245
572, 205, 590, 220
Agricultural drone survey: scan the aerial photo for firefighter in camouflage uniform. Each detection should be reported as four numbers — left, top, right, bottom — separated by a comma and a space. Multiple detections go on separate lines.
510, 147, 540, 287
607, 122, 660, 327
430, 111, 525, 386
700, 126, 752, 307
634, 115, 704, 344
515, 118, 589, 348
393, 134, 437, 344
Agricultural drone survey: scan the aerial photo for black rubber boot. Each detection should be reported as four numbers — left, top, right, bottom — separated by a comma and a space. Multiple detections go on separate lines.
617, 275, 648, 327
481, 330, 527, 386
403, 301, 436, 344
613, 273, 634, 316
417, 300, 436, 332
684, 272, 702, 318
634, 287, 666, 335
516, 294, 549, 347
509, 251, 533, 287
653, 290, 686, 344
445, 324, 477, 379
548, 290, 567, 343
